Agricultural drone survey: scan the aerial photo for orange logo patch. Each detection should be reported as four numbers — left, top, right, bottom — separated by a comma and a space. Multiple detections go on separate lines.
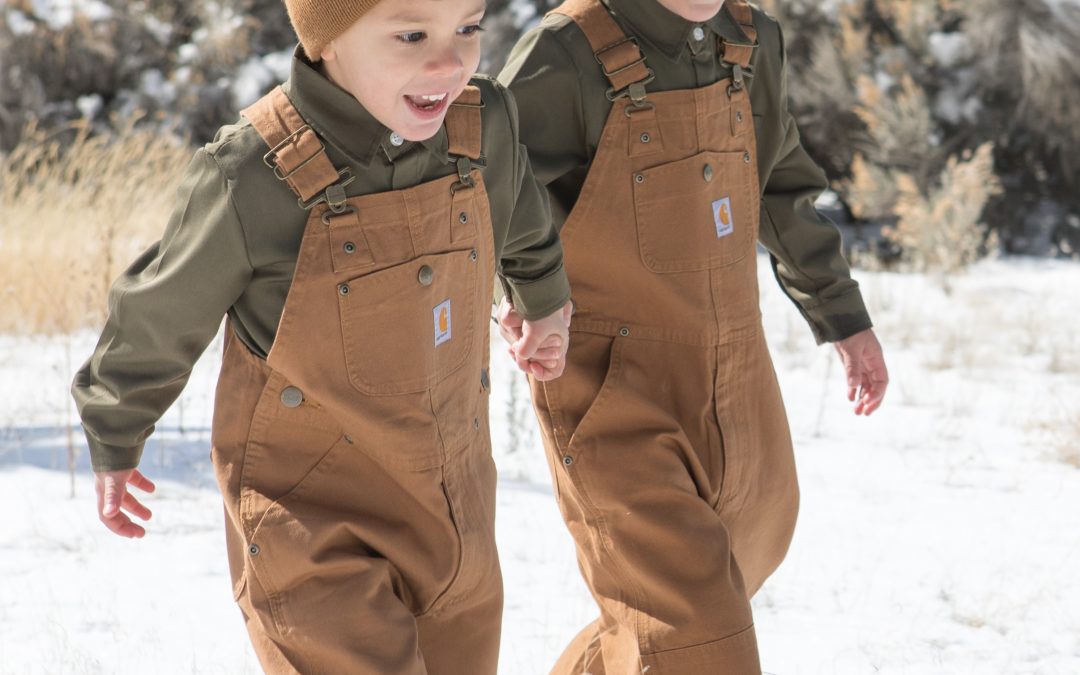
433, 300, 452, 346
712, 197, 734, 238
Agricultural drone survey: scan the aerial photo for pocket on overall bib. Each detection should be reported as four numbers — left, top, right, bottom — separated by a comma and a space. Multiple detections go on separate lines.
632, 150, 755, 272
338, 248, 479, 396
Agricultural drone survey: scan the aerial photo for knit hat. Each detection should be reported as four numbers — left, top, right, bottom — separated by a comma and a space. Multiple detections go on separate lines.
284, 0, 384, 60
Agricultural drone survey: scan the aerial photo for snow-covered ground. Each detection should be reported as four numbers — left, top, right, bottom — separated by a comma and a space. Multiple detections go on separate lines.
1, 255, 1078, 674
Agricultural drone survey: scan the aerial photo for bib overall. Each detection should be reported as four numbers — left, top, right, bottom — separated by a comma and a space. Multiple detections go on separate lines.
210, 86, 502, 674
529, 2, 799, 672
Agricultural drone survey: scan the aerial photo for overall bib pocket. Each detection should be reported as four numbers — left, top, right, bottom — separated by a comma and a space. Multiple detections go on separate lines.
339, 248, 479, 396
633, 150, 755, 273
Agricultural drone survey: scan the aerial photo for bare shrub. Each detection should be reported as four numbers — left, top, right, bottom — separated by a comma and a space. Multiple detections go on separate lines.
884, 143, 1001, 277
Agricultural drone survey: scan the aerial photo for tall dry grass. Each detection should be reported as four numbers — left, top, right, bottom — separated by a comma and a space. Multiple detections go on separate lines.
0, 116, 191, 335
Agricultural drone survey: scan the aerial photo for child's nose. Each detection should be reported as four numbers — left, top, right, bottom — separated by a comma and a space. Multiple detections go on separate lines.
424, 43, 466, 79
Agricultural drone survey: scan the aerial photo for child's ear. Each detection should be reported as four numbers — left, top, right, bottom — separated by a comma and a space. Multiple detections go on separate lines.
320, 42, 338, 62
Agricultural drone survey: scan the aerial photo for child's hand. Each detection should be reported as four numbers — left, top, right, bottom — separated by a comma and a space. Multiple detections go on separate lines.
95, 467, 156, 538
834, 328, 889, 416
496, 298, 573, 381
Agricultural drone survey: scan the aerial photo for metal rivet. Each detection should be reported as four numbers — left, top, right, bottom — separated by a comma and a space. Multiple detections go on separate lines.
248, 544, 260, 556
343, 241, 356, 254
469, 249, 478, 262
703, 164, 714, 182
743, 152, 752, 164
692, 26, 706, 42
281, 386, 303, 408
344, 435, 354, 445
459, 212, 468, 224
473, 418, 480, 430
338, 283, 350, 296
418, 265, 434, 286
619, 327, 630, 337
640, 132, 651, 144
736, 111, 744, 123
389, 132, 404, 147
563, 455, 574, 466
634, 174, 645, 184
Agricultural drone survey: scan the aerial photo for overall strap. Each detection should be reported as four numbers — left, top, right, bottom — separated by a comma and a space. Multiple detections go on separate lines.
445, 85, 484, 161
445, 84, 484, 193
551, 0, 654, 105
718, 0, 758, 91
242, 86, 352, 211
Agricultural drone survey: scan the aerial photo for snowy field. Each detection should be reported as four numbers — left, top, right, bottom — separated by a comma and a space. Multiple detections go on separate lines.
1, 254, 1078, 674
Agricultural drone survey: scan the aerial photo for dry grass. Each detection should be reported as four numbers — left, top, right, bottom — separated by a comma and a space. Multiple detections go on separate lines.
1030, 409, 1080, 470
0, 117, 191, 334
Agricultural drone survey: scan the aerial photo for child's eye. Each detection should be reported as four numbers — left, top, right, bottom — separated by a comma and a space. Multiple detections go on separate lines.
397, 31, 426, 44
458, 23, 485, 37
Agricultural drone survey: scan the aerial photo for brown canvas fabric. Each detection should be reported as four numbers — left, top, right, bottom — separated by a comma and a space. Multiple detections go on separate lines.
528, 2, 799, 672
211, 87, 502, 674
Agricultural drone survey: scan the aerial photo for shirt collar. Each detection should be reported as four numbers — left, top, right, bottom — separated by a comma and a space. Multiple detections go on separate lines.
603, 0, 749, 61
281, 47, 449, 167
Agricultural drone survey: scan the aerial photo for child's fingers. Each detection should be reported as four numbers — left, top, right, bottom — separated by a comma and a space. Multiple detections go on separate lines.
536, 334, 564, 350
530, 346, 563, 361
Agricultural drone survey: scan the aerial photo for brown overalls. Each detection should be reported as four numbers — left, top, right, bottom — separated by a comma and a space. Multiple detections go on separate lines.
210, 86, 501, 674
528, 2, 799, 672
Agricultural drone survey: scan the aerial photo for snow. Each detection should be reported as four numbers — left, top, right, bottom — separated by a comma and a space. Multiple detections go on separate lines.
2, 255, 1079, 673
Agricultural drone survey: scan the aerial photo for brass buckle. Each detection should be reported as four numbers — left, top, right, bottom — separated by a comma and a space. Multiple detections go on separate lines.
449, 99, 487, 109
298, 168, 355, 211
262, 125, 328, 181
726, 64, 755, 97
594, 37, 642, 73
605, 71, 656, 103
450, 156, 475, 195
321, 205, 357, 226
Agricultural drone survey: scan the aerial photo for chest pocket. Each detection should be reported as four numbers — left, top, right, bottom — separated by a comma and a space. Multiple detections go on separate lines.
632, 150, 757, 273
330, 190, 481, 396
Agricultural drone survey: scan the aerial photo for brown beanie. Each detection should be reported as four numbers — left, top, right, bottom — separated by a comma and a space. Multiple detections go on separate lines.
284, 0, 384, 60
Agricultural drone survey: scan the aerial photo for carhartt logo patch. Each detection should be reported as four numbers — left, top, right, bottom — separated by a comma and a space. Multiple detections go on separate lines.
433, 300, 452, 346
712, 197, 734, 238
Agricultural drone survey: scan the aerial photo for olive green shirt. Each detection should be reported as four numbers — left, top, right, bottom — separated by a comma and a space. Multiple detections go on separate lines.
499, 0, 872, 344
74, 51, 570, 472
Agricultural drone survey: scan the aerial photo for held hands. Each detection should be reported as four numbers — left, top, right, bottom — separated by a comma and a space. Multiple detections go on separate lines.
95, 468, 156, 538
496, 298, 573, 381
834, 328, 889, 416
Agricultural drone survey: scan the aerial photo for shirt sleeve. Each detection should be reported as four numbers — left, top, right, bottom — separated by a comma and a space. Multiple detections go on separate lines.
71, 149, 254, 471
498, 21, 593, 192
756, 22, 872, 344
492, 79, 572, 321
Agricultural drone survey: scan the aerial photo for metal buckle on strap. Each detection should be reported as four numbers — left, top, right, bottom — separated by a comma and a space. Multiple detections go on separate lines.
726, 64, 755, 97
262, 124, 327, 181
594, 37, 643, 74
719, 40, 758, 65
449, 99, 487, 110
298, 168, 355, 211
606, 71, 656, 104
450, 156, 475, 194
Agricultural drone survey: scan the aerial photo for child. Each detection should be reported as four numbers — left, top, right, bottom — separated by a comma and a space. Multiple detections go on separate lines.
498, 0, 889, 672
72, 0, 573, 672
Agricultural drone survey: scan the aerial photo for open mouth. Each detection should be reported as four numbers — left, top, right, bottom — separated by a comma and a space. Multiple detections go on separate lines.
404, 92, 449, 116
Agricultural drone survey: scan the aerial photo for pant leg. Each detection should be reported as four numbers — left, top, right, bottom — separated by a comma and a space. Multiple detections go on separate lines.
533, 332, 788, 675
212, 337, 502, 674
